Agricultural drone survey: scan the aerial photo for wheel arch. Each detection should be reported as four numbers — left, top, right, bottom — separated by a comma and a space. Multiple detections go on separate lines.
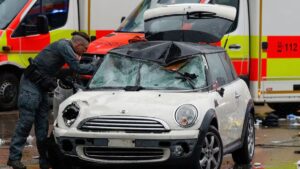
197, 109, 218, 144
0, 63, 24, 78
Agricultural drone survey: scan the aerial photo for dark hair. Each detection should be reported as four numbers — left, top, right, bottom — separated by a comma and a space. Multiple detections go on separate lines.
71, 31, 91, 42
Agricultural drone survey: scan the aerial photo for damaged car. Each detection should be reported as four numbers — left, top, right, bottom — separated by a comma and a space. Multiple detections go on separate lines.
50, 3, 255, 169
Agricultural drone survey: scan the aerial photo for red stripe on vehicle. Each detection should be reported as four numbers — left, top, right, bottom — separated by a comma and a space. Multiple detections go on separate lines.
249, 58, 266, 81
6, 0, 50, 51
0, 30, 3, 37
267, 36, 300, 58
0, 54, 8, 62
96, 30, 114, 39
232, 60, 249, 76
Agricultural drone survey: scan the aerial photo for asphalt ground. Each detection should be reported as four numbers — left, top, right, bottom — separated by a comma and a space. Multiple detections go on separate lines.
0, 105, 299, 169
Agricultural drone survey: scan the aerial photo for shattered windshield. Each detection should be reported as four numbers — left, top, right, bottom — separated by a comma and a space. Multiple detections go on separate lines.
0, 0, 28, 29
116, 0, 200, 33
145, 14, 233, 43
89, 54, 207, 90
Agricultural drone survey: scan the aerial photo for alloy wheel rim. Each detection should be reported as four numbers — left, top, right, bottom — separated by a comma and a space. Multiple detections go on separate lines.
248, 116, 255, 158
199, 132, 222, 169
0, 82, 17, 103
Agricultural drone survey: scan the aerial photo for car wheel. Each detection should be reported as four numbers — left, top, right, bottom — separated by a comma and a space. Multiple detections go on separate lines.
193, 126, 223, 169
0, 72, 19, 110
232, 113, 255, 164
47, 133, 79, 169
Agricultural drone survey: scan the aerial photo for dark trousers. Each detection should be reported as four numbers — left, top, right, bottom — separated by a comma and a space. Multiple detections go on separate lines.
9, 75, 49, 166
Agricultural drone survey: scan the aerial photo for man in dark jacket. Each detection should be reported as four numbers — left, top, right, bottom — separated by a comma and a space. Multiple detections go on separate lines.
7, 32, 98, 169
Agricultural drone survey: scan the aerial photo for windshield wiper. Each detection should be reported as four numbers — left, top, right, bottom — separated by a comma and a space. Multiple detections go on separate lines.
187, 12, 216, 19
124, 86, 144, 91
173, 71, 198, 89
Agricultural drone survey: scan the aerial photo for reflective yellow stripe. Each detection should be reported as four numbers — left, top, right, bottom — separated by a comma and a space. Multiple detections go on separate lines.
50, 29, 96, 43
267, 59, 300, 77
0, 31, 7, 53
7, 53, 35, 68
50, 29, 75, 43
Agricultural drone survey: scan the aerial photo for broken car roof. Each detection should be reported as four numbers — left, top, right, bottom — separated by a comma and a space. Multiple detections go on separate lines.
109, 41, 225, 66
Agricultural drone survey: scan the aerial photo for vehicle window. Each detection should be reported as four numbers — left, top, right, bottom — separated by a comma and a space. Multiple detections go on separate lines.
214, 0, 239, 32
13, 0, 69, 37
117, 0, 152, 32
0, 0, 28, 29
218, 53, 237, 82
117, 0, 203, 33
214, 0, 239, 8
89, 54, 207, 90
206, 53, 229, 86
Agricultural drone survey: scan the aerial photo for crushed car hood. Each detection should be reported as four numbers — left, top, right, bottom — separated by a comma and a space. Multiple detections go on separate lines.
59, 90, 213, 129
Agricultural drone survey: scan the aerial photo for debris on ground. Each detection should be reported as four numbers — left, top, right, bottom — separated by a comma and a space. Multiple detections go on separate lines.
262, 113, 279, 127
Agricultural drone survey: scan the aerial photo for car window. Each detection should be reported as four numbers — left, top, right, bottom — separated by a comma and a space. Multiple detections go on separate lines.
218, 53, 237, 82
13, 0, 69, 37
206, 53, 229, 86
89, 54, 207, 90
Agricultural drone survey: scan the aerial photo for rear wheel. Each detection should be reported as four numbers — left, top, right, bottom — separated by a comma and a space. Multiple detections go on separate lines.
193, 126, 223, 169
0, 72, 19, 110
232, 114, 255, 164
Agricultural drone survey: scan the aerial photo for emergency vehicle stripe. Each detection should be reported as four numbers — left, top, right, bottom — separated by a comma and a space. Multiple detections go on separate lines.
0, 30, 3, 37
266, 59, 300, 79
250, 58, 266, 81
0, 54, 8, 62
231, 60, 249, 76
50, 30, 75, 43
7, 53, 33, 68
267, 36, 300, 58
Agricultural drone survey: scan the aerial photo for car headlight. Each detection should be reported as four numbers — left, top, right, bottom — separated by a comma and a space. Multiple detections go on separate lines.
175, 104, 198, 128
62, 102, 80, 127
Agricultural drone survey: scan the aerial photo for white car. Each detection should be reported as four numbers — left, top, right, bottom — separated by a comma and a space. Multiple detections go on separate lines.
52, 4, 255, 169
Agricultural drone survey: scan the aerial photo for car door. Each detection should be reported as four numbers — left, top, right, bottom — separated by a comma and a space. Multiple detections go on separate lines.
206, 53, 239, 146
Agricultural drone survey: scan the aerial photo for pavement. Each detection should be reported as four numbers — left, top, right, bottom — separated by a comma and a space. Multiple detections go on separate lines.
0, 106, 299, 169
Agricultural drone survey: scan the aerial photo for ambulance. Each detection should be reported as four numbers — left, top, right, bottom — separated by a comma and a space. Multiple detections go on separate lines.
0, 0, 141, 110
86, 0, 300, 113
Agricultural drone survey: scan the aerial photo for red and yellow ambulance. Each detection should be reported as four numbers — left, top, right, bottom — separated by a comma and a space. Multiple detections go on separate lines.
0, 0, 141, 110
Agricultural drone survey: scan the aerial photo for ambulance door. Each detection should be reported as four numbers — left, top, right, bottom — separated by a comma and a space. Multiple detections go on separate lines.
8, 0, 78, 68
260, 0, 300, 107
217, 0, 250, 84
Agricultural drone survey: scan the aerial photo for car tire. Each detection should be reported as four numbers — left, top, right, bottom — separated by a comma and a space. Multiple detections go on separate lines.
47, 133, 79, 169
192, 126, 223, 169
0, 72, 19, 111
232, 113, 255, 164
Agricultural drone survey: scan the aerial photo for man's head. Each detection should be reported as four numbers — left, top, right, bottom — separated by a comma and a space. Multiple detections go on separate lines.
71, 31, 90, 56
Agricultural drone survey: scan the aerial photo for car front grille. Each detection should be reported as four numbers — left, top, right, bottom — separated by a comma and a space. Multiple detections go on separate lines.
78, 116, 169, 133
84, 147, 165, 161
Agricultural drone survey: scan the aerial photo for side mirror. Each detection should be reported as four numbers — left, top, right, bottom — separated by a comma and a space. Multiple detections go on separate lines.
37, 15, 49, 34
121, 16, 126, 23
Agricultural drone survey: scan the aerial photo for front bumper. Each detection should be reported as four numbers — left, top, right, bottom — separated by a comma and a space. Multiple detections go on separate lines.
54, 127, 199, 164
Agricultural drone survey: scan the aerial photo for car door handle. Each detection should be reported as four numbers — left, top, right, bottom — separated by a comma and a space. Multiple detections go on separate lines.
235, 92, 241, 99
229, 44, 241, 50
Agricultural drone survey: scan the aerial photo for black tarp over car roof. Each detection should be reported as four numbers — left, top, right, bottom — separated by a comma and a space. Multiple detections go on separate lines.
109, 41, 225, 66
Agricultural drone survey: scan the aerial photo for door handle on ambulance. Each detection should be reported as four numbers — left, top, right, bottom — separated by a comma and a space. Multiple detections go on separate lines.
229, 44, 241, 50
